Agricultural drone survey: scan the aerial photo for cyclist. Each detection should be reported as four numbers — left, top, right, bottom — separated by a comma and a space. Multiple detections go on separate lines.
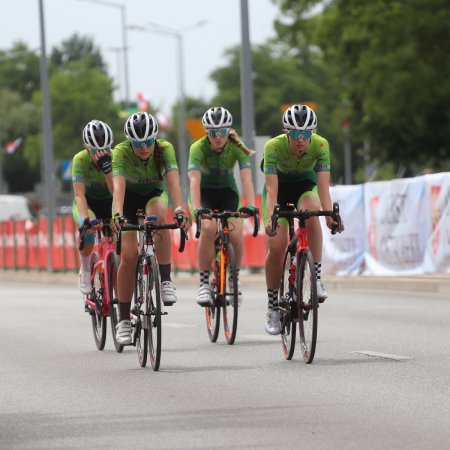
112, 112, 190, 345
188, 106, 256, 307
262, 104, 344, 335
72, 119, 114, 294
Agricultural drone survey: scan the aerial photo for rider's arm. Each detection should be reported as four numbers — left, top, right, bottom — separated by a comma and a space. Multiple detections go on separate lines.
317, 171, 334, 228
112, 175, 126, 216
104, 172, 114, 196
73, 182, 90, 219
265, 173, 278, 223
166, 170, 184, 212
188, 170, 202, 211
239, 167, 255, 207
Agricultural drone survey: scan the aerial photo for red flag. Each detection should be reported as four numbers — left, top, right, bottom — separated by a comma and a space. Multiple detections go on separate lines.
4, 137, 23, 154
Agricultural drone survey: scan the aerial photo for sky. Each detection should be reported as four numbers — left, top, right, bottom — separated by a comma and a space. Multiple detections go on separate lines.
1, 0, 280, 115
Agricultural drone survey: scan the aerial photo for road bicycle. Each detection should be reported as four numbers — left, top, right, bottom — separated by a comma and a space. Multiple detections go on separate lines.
271, 203, 342, 363
79, 218, 123, 352
116, 211, 187, 371
195, 207, 260, 345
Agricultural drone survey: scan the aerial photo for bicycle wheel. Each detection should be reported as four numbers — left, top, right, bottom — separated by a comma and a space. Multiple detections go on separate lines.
297, 249, 318, 364
90, 253, 107, 351
134, 256, 148, 367
205, 258, 221, 343
222, 243, 238, 345
147, 255, 162, 371
107, 253, 123, 353
280, 243, 297, 360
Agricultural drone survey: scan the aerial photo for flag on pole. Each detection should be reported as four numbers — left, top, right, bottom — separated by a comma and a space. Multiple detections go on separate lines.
4, 137, 23, 154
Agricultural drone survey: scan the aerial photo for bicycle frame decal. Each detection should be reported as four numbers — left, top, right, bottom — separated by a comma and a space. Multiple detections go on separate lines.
296, 227, 309, 251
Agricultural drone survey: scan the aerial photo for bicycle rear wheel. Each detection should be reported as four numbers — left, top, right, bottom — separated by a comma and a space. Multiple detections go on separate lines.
297, 249, 318, 364
205, 258, 221, 343
222, 243, 238, 345
90, 253, 107, 350
147, 255, 162, 371
280, 242, 297, 360
107, 253, 123, 353
134, 256, 148, 367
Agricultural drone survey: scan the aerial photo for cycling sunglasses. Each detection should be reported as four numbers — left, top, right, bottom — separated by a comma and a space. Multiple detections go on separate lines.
207, 127, 229, 138
288, 129, 313, 140
131, 137, 155, 148
89, 147, 110, 155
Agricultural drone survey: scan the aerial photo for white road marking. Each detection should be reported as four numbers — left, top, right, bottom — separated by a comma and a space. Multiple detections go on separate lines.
165, 323, 196, 328
352, 350, 412, 361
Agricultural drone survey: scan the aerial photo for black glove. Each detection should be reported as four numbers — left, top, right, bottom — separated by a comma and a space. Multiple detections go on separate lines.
97, 154, 112, 174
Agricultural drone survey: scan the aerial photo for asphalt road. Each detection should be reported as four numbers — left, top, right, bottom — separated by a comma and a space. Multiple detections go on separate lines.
1, 276, 449, 449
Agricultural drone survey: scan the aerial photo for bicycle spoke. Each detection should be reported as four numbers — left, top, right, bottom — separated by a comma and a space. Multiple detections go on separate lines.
223, 244, 238, 345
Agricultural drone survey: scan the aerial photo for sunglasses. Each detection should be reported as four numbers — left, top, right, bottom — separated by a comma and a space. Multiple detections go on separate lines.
288, 129, 313, 140
207, 128, 229, 138
89, 147, 110, 155
131, 137, 155, 148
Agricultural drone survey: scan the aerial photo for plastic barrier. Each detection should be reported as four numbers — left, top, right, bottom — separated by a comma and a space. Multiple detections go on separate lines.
64, 215, 77, 271
38, 217, 49, 269
27, 220, 39, 269
14, 220, 27, 269
3, 220, 15, 269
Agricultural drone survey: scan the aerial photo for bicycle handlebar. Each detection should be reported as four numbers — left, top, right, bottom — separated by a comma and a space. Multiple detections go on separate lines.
271, 202, 342, 235
194, 207, 260, 239
116, 216, 187, 256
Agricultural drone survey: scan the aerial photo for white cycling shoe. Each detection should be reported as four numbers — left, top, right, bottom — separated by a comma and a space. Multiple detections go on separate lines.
197, 284, 212, 307
316, 280, 328, 303
115, 320, 132, 345
264, 309, 281, 335
78, 268, 91, 295
160, 281, 177, 306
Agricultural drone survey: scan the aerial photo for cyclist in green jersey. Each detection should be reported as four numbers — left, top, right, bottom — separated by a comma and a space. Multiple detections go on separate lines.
188, 106, 256, 307
112, 112, 190, 345
72, 120, 114, 294
262, 104, 344, 335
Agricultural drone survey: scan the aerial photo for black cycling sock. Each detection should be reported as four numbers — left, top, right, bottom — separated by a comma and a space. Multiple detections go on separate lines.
200, 270, 210, 285
267, 289, 279, 310
314, 262, 322, 280
159, 264, 171, 283
118, 301, 131, 322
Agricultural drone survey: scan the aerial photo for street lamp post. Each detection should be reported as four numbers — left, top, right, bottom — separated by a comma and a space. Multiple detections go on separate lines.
128, 21, 207, 197
73, 0, 130, 106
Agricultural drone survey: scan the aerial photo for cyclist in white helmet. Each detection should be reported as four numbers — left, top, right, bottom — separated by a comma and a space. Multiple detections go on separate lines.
72, 119, 114, 294
111, 112, 190, 346
188, 106, 256, 307
262, 104, 344, 335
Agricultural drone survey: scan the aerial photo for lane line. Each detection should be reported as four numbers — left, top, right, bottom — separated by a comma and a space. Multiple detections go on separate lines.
352, 350, 412, 361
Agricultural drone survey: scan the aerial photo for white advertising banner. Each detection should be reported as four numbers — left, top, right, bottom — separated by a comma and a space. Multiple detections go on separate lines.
321, 184, 365, 275
423, 173, 450, 273
364, 177, 430, 275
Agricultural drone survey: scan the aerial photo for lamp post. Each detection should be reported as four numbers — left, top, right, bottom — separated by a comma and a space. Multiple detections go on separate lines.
73, 0, 130, 107
128, 21, 207, 196
38, 0, 56, 270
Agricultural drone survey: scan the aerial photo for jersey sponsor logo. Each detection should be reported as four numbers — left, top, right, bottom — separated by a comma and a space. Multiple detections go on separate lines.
265, 167, 277, 174
315, 164, 330, 171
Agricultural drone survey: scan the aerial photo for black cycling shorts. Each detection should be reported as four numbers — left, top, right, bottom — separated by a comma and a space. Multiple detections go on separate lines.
201, 187, 239, 212
85, 195, 113, 222
277, 180, 316, 211
123, 188, 164, 225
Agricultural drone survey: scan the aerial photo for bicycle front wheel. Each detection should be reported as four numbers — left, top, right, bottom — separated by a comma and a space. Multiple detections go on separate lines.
222, 243, 238, 345
297, 249, 318, 364
147, 255, 162, 371
107, 253, 123, 353
205, 258, 221, 343
134, 256, 148, 367
280, 243, 297, 360
90, 253, 107, 350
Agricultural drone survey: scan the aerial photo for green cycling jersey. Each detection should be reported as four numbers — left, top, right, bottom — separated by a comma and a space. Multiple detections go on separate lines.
263, 133, 331, 184
188, 136, 251, 194
112, 139, 179, 194
72, 150, 111, 200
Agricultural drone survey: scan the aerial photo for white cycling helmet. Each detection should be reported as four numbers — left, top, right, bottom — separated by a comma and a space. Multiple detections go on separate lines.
282, 104, 317, 130
82, 120, 114, 150
202, 106, 233, 129
124, 112, 159, 141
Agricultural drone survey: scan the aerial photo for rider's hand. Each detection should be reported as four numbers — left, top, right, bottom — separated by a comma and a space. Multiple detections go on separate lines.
195, 208, 212, 220
265, 222, 278, 237
173, 206, 191, 232
95, 150, 112, 174
326, 216, 344, 233
111, 213, 126, 234
239, 205, 255, 218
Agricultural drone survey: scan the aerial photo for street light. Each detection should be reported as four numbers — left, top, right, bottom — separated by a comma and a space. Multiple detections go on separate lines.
72, 0, 130, 107
128, 20, 208, 197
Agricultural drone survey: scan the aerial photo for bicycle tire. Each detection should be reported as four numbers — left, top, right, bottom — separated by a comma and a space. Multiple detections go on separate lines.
205, 258, 221, 343
297, 249, 318, 364
90, 253, 107, 351
107, 253, 123, 353
222, 243, 238, 345
280, 242, 297, 360
134, 255, 148, 367
147, 255, 162, 371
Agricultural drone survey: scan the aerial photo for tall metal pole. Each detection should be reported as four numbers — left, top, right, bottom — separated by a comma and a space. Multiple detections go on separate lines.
176, 34, 188, 199
119, 4, 130, 107
343, 121, 352, 184
38, 0, 56, 270
239, 0, 257, 184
